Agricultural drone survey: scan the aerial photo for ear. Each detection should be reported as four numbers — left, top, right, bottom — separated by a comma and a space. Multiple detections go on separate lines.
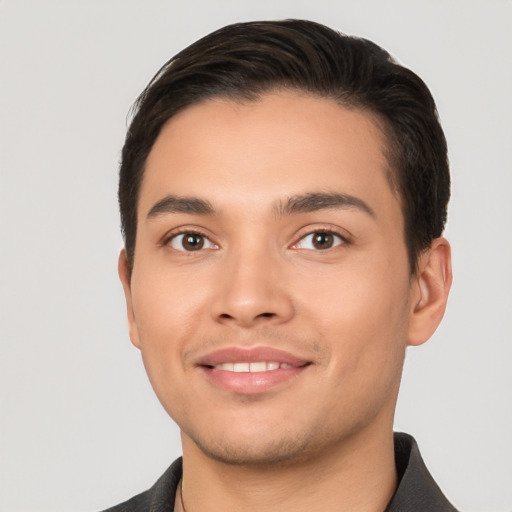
407, 237, 452, 346
118, 249, 141, 349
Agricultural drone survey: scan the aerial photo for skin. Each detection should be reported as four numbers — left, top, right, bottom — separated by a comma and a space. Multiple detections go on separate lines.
119, 91, 452, 512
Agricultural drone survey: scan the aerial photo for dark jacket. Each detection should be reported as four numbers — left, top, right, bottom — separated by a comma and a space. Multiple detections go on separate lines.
102, 432, 458, 512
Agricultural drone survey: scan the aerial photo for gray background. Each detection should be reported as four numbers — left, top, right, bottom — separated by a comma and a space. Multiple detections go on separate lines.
1, 1, 511, 511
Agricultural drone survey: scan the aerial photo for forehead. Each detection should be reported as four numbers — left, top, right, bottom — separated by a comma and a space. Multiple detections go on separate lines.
140, 91, 398, 221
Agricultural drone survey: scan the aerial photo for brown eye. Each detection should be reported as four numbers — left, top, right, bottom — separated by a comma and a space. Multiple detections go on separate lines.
295, 231, 345, 250
312, 232, 335, 249
169, 233, 217, 252
182, 234, 204, 251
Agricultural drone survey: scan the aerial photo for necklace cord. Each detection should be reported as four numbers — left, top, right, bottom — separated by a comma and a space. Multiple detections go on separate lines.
180, 479, 187, 512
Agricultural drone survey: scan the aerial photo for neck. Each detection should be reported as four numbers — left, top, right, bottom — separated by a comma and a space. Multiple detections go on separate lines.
178, 427, 397, 512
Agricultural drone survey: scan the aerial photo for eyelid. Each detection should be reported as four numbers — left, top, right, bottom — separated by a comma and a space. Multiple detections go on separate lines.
290, 226, 351, 250
162, 227, 219, 251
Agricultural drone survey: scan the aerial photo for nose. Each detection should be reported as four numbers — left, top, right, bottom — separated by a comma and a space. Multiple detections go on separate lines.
210, 248, 294, 328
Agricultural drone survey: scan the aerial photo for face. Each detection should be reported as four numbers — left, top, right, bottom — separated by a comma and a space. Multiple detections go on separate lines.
120, 91, 427, 466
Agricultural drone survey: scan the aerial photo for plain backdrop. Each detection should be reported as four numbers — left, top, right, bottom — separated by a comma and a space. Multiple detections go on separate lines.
1, 1, 511, 511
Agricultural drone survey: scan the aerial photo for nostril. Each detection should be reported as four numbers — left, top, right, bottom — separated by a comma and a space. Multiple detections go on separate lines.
216, 311, 276, 325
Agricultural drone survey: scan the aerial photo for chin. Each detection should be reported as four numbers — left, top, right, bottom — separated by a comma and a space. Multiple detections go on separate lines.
187, 428, 320, 467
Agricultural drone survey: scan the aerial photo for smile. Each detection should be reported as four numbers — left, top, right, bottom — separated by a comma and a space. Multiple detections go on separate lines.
197, 347, 311, 394
211, 362, 294, 372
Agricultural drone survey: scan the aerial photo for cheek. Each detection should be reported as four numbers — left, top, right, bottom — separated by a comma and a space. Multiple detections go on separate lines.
130, 267, 201, 418
131, 260, 209, 333
295, 257, 411, 362
128, 266, 207, 395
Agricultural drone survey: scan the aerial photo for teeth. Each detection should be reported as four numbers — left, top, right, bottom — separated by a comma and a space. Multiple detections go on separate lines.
249, 362, 266, 372
233, 362, 249, 372
217, 363, 234, 371
212, 362, 291, 372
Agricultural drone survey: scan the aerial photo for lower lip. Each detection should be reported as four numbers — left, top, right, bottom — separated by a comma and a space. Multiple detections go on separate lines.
200, 365, 308, 395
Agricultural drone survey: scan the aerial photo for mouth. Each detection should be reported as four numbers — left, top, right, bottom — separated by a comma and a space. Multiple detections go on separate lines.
208, 361, 295, 372
197, 347, 312, 395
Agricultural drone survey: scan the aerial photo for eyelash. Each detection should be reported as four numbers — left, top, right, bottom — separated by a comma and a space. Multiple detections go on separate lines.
163, 229, 218, 252
292, 228, 349, 251
163, 227, 350, 253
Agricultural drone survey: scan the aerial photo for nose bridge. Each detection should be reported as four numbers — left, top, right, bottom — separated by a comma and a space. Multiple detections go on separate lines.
211, 238, 293, 326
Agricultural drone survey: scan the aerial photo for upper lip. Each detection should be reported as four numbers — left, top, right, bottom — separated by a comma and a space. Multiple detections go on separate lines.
196, 346, 311, 368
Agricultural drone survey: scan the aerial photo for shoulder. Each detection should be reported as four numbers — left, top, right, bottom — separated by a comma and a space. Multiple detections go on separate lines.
386, 433, 458, 512
100, 458, 183, 512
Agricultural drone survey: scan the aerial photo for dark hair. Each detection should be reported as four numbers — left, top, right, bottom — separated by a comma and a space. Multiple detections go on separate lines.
119, 19, 449, 274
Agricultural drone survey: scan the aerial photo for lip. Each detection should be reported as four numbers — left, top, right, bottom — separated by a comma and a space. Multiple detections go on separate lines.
196, 346, 311, 395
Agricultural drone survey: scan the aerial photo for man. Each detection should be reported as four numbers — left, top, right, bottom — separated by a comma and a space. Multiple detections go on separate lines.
106, 19, 456, 511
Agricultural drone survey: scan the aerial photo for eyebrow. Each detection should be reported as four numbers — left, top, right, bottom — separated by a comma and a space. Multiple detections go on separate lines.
146, 191, 375, 220
275, 192, 376, 218
147, 195, 215, 218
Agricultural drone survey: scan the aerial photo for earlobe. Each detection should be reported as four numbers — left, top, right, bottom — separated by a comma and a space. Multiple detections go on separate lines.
407, 237, 452, 347
118, 249, 141, 349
